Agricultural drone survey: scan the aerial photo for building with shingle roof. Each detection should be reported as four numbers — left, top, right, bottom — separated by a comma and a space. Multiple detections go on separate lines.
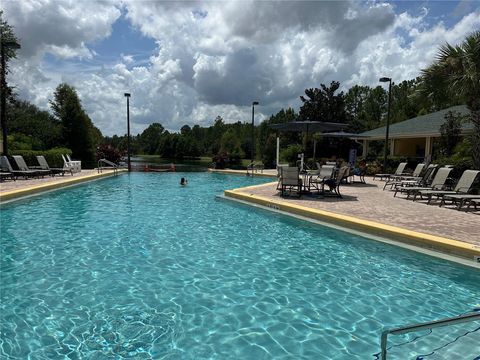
358, 105, 472, 160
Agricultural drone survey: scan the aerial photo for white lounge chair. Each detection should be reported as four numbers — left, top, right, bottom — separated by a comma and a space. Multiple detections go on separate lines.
62, 154, 81, 173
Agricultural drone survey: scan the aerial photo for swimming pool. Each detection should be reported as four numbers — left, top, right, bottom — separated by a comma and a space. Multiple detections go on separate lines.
1, 172, 479, 359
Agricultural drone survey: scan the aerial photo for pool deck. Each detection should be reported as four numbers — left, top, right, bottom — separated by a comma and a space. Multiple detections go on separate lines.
210, 169, 480, 265
0, 169, 126, 202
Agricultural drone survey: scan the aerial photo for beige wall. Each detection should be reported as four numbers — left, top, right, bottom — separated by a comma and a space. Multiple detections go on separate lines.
393, 138, 426, 157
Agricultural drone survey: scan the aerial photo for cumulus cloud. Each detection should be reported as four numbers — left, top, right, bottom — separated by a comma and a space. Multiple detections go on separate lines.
3, 0, 480, 136
3, 0, 121, 59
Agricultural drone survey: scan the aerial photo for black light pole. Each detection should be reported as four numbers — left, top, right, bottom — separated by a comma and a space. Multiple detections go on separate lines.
124, 93, 131, 172
1, 38, 21, 156
379, 77, 392, 172
251, 101, 259, 164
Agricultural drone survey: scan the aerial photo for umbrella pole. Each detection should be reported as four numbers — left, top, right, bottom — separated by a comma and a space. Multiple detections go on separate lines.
276, 136, 280, 166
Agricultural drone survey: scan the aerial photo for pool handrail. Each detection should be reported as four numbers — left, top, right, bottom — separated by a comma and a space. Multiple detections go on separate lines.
97, 159, 118, 175
380, 311, 480, 359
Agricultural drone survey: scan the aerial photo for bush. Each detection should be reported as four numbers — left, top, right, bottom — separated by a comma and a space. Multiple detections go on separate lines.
280, 144, 303, 165
11, 148, 72, 168
96, 144, 123, 164
212, 152, 229, 169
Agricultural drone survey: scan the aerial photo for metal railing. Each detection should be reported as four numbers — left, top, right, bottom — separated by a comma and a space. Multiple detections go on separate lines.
380, 311, 480, 359
97, 158, 118, 175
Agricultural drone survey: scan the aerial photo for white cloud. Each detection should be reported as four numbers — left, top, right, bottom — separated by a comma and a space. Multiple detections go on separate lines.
3, 0, 480, 136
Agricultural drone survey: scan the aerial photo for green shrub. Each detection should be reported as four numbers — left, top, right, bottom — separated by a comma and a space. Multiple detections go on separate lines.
280, 144, 303, 166
11, 148, 72, 168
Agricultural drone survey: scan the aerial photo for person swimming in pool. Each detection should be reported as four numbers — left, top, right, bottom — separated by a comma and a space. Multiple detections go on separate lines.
180, 177, 188, 185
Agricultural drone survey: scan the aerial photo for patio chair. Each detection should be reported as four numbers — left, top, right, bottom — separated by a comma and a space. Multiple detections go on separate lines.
280, 166, 302, 197
308, 165, 335, 194
306, 162, 322, 177
276, 164, 289, 190
322, 166, 349, 198
393, 164, 438, 197
395, 167, 453, 200
12, 155, 51, 177
62, 154, 81, 173
392, 165, 438, 197
383, 163, 425, 190
36, 155, 71, 176
467, 199, 479, 211
440, 194, 480, 210
373, 162, 407, 181
416, 170, 480, 204
349, 164, 367, 184
1, 155, 38, 179
0, 171, 15, 182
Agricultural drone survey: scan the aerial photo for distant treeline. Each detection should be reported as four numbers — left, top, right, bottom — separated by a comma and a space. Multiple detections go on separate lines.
7, 78, 462, 168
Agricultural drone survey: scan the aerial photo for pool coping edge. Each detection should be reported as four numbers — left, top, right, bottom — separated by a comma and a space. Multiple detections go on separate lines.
224, 188, 480, 265
0, 169, 127, 203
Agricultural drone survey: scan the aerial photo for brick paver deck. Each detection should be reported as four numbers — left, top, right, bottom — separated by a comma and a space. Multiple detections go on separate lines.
233, 176, 480, 247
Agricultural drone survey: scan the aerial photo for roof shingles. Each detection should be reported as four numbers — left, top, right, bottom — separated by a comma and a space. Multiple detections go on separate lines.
359, 105, 472, 139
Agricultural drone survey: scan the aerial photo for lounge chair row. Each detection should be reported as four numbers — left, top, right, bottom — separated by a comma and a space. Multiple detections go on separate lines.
389, 165, 480, 211
0, 154, 81, 180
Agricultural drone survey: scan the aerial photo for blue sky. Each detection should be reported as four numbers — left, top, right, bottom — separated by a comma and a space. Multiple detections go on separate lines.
4, 0, 480, 136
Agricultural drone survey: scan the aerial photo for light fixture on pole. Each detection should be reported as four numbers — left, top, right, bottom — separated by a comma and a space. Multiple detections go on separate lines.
251, 101, 259, 164
379, 77, 392, 172
0, 38, 21, 156
124, 93, 131, 172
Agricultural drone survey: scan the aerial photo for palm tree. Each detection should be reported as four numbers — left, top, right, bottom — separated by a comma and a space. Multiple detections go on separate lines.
420, 30, 480, 169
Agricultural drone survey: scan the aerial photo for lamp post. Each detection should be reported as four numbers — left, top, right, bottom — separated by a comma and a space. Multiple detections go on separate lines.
251, 101, 259, 164
1, 38, 21, 156
379, 77, 392, 172
124, 93, 131, 172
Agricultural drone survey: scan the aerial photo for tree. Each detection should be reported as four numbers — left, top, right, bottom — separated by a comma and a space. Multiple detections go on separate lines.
419, 31, 480, 169
8, 100, 62, 149
438, 111, 463, 157
139, 123, 164, 154
220, 128, 244, 164
299, 81, 347, 123
50, 83, 98, 167
1, 11, 21, 155
345, 85, 386, 132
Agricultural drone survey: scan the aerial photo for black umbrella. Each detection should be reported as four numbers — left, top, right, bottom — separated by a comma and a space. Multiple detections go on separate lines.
321, 131, 369, 139
269, 121, 346, 133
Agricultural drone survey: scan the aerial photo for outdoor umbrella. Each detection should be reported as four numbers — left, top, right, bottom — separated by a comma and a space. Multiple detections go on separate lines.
269, 121, 346, 133
320, 131, 369, 139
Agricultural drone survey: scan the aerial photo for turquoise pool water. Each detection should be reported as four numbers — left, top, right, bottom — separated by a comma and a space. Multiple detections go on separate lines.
1, 172, 479, 359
